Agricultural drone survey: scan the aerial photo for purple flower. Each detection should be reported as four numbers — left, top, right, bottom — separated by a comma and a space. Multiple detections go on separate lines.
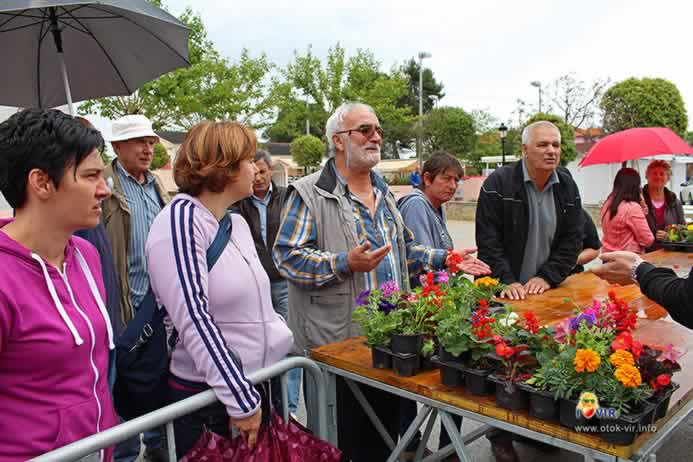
355, 289, 371, 306
378, 301, 396, 314
436, 271, 449, 284
379, 280, 400, 298
419, 274, 427, 286
569, 312, 597, 331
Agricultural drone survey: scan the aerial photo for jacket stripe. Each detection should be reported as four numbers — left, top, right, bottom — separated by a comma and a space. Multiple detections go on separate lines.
170, 199, 259, 413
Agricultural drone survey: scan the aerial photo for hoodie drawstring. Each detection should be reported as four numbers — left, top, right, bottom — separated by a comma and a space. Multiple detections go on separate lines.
31, 253, 84, 346
75, 248, 115, 350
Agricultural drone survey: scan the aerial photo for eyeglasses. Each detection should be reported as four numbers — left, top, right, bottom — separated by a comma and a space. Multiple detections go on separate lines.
335, 123, 384, 139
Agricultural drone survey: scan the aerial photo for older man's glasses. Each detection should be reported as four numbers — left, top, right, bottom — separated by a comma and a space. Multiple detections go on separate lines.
336, 123, 384, 139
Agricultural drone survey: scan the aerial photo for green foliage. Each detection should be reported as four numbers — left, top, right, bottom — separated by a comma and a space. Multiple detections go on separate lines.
573, 324, 615, 358
290, 135, 325, 172
522, 112, 577, 165
151, 143, 169, 170
398, 58, 445, 115
353, 306, 399, 347
600, 77, 688, 136
469, 129, 522, 169
80, 7, 280, 130
423, 106, 477, 157
434, 305, 474, 357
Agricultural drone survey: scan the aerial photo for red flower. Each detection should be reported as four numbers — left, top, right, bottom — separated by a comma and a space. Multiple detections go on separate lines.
495, 342, 515, 358
656, 374, 671, 387
523, 312, 539, 334
608, 290, 616, 301
631, 340, 643, 360
612, 332, 633, 351
446, 249, 463, 274
479, 299, 489, 308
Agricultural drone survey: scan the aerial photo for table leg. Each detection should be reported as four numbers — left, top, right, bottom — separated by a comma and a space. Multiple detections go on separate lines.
416, 408, 438, 460
385, 405, 433, 462
440, 411, 472, 462
325, 370, 338, 447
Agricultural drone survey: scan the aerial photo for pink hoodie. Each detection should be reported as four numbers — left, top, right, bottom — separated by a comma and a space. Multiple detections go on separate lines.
0, 219, 118, 461
601, 200, 655, 254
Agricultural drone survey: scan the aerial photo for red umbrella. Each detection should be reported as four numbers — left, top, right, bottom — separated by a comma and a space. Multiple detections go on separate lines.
579, 127, 693, 167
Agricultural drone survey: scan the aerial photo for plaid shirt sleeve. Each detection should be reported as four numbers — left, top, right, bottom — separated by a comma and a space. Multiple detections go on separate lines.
272, 190, 351, 287
403, 224, 447, 278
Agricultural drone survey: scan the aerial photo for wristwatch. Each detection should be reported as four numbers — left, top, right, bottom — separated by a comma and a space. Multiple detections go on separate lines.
630, 256, 644, 283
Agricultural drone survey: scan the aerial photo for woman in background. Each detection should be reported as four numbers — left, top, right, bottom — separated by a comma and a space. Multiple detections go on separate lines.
642, 160, 685, 249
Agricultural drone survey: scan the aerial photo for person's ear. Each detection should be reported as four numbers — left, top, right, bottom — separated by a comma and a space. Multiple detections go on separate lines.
27, 168, 56, 201
333, 133, 346, 154
423, 172, 433, 187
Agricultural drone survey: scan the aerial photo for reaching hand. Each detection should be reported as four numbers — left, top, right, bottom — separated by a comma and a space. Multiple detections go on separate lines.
230, 407, 262, 450
656, 230, 666, 241
591, 251, 642, 286
524, 277, 550, 295
347, 241, 391, 273
500, 282, 526, 300
447, 248, 492, 276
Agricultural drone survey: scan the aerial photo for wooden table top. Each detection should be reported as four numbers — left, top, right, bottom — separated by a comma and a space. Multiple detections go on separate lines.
311, 250, 693, 459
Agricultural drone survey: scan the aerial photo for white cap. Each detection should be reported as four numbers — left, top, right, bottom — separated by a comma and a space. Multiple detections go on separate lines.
109, 115, 158, 142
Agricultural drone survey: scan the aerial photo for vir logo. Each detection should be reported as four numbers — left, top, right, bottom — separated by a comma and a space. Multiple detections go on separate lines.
576, 391, 618, 419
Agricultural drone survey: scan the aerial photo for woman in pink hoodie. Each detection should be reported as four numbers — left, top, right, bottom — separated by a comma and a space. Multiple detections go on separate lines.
601, 168, 655, 254
0, 109, 118, 461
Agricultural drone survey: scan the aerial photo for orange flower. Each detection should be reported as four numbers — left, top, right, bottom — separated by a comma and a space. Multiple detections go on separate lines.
615, 365, 642, 388
574, 348, 601, 373
609, 350, 635, 369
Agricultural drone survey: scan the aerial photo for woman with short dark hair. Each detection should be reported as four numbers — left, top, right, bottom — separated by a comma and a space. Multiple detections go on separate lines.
0, 109, 118, 461
600, 168, 654, 253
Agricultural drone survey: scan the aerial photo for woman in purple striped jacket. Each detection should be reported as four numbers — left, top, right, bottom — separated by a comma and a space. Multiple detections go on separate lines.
145, 121, 293, 457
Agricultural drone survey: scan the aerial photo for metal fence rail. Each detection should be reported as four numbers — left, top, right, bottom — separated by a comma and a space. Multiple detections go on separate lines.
31, 357, 326, 462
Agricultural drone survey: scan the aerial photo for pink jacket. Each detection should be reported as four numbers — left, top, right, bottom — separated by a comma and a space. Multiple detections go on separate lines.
0, 219, 118, 462
146, 195, 294, 418
601, 200, 655, 254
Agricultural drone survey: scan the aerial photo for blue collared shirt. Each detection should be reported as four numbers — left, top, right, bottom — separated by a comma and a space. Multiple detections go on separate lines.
115, 161, 162, 308
273, 162, 446, 291
250, 184, 273, 245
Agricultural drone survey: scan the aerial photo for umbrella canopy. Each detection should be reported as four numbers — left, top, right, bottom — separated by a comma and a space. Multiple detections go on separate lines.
579, 127, 693, 167
0, 0, 190, 111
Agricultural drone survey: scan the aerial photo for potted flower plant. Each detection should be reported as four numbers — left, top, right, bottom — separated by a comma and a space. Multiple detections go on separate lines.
638, 344, 682, 421
457, 303, 498, 395
352, 281, 402, 368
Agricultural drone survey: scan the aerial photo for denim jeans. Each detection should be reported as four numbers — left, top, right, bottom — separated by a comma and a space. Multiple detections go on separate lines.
270, 279, 302, 413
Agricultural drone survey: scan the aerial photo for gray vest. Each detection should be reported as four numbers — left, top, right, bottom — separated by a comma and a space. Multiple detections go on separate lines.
288, 163, 411, 355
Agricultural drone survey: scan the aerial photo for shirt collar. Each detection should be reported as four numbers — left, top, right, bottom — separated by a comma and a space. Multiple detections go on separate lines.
115, 159, 154, 185
521, 158, 559, 188
331, 161, 389, 195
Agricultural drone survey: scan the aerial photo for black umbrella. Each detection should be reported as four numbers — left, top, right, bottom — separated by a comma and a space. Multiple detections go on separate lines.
0, 0, 190, 114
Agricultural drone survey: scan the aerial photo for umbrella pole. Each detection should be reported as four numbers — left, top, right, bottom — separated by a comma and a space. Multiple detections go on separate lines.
57, 52, 75, 116
49, 7, 74, 115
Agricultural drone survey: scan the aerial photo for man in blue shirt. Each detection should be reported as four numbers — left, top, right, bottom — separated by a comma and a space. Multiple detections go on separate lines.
409, 167, 422, 188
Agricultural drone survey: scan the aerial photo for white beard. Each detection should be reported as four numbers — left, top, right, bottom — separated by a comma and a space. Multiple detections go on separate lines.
346, 138, 381, 170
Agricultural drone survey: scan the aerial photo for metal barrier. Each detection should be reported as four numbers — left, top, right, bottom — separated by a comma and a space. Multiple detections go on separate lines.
31, 357, 326, 462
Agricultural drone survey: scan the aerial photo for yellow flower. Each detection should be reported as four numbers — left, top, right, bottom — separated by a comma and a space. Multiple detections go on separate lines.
609, 350, 635, 368
475, 277, 499, 288
615, 365, 642, 388
574, 348, 601, 373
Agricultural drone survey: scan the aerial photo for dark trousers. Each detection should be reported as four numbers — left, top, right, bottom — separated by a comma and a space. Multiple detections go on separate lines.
335, 376, 400, 462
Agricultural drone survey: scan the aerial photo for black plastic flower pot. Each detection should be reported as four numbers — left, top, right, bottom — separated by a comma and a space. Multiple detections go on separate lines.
438, 344, 460, 362
489, 376, 528, 411
392, 354, 420, 377
650, 383, 679, 421
559, 398, 598, 431
517, 384, 558, 421
391, 334, 423, 355
601, 403, 655, 446
440, 364, 464, 387
461, 366, 495, 396
371, 346, 392, 369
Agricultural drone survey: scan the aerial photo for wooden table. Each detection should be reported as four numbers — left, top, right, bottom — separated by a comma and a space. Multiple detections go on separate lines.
311, 250, 693, 461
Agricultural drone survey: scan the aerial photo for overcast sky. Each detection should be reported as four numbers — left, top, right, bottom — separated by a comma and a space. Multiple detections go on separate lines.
156, 0, 693, 129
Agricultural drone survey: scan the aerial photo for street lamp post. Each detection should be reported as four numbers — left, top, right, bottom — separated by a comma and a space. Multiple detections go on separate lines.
498, 123, 508, 165
530, 80, 542, 113
417, 51, 432, 170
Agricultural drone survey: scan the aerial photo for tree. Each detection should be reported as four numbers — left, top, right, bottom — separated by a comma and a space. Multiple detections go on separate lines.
522, 113, 577, 165
399, 59, 445, 115
270, 44, 413, 156
151, 143, 169, 170
291, 135, 325, 174
423, 107, 476, 158
600, 77, 688, 136
80, 7, 279, 130
547, 73, 610, 128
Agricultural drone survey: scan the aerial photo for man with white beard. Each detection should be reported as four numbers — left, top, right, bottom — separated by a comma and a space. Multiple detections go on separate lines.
273, 102, 490, 462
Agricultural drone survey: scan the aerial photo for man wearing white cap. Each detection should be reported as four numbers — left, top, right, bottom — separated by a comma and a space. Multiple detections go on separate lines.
102, 114, 170, 462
